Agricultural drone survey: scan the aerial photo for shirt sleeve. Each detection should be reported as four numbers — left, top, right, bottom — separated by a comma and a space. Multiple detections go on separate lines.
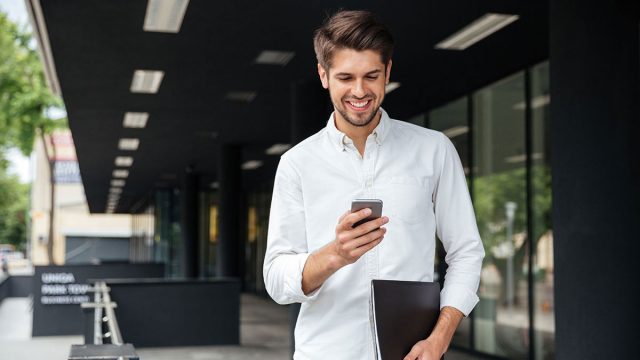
263, 155, 323, 305
433, 133, 485, 316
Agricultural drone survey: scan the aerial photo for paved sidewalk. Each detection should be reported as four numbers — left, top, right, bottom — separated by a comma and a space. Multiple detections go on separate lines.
0, 297, 82, 360
0, 294, 484, 360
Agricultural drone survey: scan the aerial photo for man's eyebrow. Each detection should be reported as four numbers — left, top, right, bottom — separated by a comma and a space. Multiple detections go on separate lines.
334, 69, 383, 77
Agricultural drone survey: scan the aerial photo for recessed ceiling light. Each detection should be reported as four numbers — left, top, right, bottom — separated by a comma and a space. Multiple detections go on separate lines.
385, 82, 401, 94
513, 94, 550, 110
130, 70, 164, 93
265, 143, 291, 155
144, 0, 190, 33
255, 50, 295, 66
111, 179, 126, 187
123, 112, 149, 128
113, 169, 129, 178
442, 126, 469, 138
210, 181, 219, 189
115, 156, 134, 167
109, 187, 123, 194
435, 13, 519, 50
118, 138, 140, 151
241, 160, 263, 170
225, 91, 257, 102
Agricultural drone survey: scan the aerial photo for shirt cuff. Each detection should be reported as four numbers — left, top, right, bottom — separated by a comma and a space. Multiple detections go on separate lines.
284, 253, 323, 303
440, 283, 480, 317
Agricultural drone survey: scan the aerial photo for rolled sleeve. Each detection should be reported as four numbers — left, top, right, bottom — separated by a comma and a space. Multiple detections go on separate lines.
441, 283, 480, 316
433, 133, 485, 317
282, 253, 323, 302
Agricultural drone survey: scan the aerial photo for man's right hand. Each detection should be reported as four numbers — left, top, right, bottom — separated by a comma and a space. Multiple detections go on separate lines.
301, 208, 388, 295
330, 208, 388, 268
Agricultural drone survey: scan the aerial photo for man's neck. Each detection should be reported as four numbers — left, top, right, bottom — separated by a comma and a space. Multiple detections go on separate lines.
334, 110, 382, 156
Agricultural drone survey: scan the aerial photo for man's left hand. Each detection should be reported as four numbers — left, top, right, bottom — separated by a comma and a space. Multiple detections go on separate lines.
403, 337, 445, 360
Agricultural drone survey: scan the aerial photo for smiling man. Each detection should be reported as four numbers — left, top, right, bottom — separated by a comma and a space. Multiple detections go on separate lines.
263, 10, 484, 360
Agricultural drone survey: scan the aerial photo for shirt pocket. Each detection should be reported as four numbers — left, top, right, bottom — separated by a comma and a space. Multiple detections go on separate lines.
386, 176, 431, 224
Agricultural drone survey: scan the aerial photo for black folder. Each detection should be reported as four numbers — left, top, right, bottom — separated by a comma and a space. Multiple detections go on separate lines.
370, 279, 441, 360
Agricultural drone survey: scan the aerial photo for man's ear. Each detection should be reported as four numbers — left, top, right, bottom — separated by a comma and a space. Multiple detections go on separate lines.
318, 63, 329, 89
385, 60, 393, 84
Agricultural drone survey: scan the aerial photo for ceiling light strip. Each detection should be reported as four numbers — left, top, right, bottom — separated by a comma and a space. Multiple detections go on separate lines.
130, 70, 165, 93
118, 138, 140, 151
265, 143, 291, 155
144, 0, 190, 33
123, 112, 149, 128
385, 82, 401, 94
435, 13, 519, 50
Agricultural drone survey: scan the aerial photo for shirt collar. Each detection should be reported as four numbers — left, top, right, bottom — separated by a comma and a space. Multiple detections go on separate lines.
326, 108, 391, 151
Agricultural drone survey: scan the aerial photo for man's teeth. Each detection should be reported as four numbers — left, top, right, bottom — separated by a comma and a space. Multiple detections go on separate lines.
348, 100, 369, 108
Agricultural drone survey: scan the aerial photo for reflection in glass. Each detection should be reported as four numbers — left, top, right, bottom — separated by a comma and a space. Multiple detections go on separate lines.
530, 61, 555, 359
473, 72, 529, 358
429, 97, 470, 348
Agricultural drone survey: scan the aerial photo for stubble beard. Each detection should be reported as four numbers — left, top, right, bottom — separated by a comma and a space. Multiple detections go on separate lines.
333, 95, 382, 128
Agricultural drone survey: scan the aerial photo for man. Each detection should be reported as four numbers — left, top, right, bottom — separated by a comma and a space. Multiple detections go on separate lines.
263, 10, 484, 360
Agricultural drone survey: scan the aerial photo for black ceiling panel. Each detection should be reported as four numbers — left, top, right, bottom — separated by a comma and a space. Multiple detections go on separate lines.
38, 0, 548, 213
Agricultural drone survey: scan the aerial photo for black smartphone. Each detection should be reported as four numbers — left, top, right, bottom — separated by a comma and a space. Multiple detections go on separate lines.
351, 199, 383, 228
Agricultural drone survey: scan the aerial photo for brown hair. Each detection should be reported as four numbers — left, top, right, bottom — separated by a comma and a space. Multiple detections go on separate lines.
313, 10, 394, 70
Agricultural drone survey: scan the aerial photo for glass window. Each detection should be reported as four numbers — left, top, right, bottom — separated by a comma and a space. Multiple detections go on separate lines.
473, 72, 530, 358
530, 61, 555, 359
428, 97, 471, 348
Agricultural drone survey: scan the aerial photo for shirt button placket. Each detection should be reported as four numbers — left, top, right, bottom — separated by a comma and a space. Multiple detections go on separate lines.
363, 148, 379, 280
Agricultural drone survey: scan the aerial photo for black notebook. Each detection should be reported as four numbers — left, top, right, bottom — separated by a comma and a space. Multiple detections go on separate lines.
370, 279, 442, 360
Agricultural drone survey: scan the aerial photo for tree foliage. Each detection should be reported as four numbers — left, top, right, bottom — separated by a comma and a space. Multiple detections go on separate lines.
473, 164, 553, 302
0, 167, 28, 250
1, 11, 63, 155
0, 11, 64, 251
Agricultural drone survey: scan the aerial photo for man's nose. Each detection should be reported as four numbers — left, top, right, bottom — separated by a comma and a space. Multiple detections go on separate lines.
351, 79, 366, 98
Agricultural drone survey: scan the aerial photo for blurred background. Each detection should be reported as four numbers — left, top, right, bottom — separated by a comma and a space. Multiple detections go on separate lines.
0, 1, 638, 359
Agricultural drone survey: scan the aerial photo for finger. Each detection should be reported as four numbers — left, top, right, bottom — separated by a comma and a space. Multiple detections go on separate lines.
352, 216, 389, 237
339, 208, 371, 229
347, 227, 386, 250
349, 235, 383, 259
403, 347, 420, 360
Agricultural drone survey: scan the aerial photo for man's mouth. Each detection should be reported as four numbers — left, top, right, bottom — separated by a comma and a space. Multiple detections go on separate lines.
345, 99, 372, 111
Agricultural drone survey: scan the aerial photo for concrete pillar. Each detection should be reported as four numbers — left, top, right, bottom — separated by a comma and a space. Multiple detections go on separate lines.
550, 1, 639, 358
180, 168, 198, 278
216, 145, 243, 278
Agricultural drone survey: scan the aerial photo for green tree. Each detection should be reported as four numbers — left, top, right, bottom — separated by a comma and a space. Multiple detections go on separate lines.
0, 11, 65, 261
0, 166, 28, 250
473, 164, 553, 303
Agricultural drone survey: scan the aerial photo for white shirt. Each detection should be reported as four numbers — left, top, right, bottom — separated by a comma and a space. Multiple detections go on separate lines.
263, 109, 484, 360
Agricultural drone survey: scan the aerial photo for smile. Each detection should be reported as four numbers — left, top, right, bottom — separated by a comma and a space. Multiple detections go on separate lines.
345, 99, 371, 111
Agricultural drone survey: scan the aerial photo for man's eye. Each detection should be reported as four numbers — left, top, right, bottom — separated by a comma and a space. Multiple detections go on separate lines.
338, 77, 351, 81
367, 76, 378, 80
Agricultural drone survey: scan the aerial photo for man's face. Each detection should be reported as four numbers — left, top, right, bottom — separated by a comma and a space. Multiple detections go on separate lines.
318, 49, 392, 128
